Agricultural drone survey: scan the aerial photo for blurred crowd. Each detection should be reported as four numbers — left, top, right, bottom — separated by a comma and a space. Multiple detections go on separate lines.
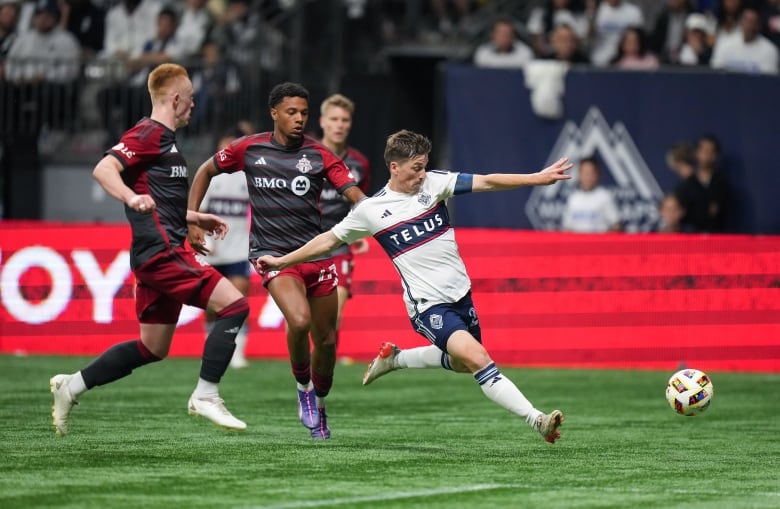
471, 0, 779, 73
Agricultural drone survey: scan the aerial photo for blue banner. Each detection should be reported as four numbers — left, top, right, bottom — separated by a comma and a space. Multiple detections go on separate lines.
445, 64, 780, 234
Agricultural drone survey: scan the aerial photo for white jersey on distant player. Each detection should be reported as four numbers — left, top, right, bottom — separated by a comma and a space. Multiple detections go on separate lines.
201, 171, 249, 265
332, 170, 472, 317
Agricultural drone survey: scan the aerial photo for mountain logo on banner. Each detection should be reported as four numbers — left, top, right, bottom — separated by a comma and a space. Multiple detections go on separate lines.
525, 107, 663, 232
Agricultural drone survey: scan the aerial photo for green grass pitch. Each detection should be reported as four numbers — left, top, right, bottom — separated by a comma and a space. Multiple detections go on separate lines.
0, 355, 778, 509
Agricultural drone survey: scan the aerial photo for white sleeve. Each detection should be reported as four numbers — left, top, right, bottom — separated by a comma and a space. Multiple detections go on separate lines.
331, 203, 371, 245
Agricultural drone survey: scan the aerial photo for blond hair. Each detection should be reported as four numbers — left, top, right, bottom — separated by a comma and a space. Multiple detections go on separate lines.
320, 93, 355, 116
147, 63, 189, 104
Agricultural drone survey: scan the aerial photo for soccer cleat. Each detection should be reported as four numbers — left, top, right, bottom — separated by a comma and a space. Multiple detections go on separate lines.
362, 342, 400, 385
50, 374, 78, 436
310, 407, 331, 440
188, 396, 247, 431
297, 388, 319, 429
535, 409, 564, 443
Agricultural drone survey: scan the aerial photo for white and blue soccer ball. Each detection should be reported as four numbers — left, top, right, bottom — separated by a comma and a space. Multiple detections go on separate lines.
665, 369, 714, 416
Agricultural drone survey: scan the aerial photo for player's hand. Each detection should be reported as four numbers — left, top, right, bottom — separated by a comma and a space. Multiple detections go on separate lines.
197, 213, 229, 240
187, 224, 210, 255
128, 194, 156, 213
351, 238, 369, 255
255, 255, 282, 274
536, 157, 573, 185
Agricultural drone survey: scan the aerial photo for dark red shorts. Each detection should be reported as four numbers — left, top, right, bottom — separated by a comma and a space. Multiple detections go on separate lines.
255, 259, 338, 298
329, 252, 354, 295
133, 245, 223, 323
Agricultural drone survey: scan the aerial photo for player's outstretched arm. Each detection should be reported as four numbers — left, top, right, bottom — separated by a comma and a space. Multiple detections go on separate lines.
471, 157, 572, 192
256, 231, 344, 273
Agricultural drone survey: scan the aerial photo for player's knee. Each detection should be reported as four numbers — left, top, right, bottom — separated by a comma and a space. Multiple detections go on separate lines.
216, 297, 249, 321
285, 312, 311, 335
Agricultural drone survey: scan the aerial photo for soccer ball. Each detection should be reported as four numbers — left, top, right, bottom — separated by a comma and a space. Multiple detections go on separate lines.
665, 369, 714, 416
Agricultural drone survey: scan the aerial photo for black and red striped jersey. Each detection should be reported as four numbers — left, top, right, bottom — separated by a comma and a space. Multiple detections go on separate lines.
214, 133, 358, 258
107, 118, 190, 269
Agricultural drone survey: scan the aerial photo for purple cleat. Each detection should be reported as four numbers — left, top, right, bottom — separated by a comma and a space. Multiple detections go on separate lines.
310, 407, 330, 440
298, 388, 320, 429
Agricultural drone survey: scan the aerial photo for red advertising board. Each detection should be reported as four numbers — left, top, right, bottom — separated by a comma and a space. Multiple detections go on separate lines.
1, 221, 779, 372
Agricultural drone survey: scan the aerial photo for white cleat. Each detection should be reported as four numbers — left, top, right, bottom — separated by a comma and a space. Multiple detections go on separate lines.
362, 342, 400, 385
535, 409, 564, 444
50, 374, 77, 436
188, 396, 247, 431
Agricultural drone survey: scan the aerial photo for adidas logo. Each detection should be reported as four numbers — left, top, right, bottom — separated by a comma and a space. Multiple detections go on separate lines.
225, 326, 240, 334
170, 145, 178, 153
381, 209, 392, 218
255, 157, 267, 165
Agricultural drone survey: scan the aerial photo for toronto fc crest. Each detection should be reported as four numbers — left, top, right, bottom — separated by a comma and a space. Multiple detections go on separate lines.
296, 155, 313, 173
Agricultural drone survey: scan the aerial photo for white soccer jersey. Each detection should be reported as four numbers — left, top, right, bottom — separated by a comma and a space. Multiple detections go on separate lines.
332, 171, 471, 317
201, 171, 250, 265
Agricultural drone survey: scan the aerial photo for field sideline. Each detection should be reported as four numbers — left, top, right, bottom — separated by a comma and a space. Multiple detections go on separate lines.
1, 355, 778, 509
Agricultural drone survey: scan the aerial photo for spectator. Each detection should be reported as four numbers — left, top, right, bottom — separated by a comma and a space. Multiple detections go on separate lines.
587, 0, 645, 66
473, 17, 533, 69
649, 0, 691, 64
2, 0, 80, 219
212, 0, 261, 67
665, 141, 695, 181
543, 22, 590, 63
761, 0, 780, 48
713, 0, 745, 43
679, 12, 715, 66
711, 7, 779, 74
0, 0, 21, 77
5, 0, 80, 84
655, 192, 690, 233
561, 156, 622, 233
526, 0, 588, 58
98, 7, 180, 142
173, 0, 214, 61
189, 39, 241, 132
429, 0, 474, 36
674, 134, 731, 232
102, 0, 162, 63
611, 25, 660, 70
60, 0, 105, 59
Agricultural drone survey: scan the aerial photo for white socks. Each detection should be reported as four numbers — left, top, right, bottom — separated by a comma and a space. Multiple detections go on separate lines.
70, 372, 88, 398
397, 345, 447, 369
474, 363, 541, 427
192, 378, 220, 400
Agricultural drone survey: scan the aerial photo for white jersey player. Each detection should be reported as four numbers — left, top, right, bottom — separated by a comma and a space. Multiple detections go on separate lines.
257, 130, 572, 443
200, 131, 252, 368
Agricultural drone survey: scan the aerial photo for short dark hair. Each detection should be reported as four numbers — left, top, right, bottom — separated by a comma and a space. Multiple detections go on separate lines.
268, 82, 309, 109
384, 130, 432, 169
579, 156, 600, 174
697, 134, 721, 155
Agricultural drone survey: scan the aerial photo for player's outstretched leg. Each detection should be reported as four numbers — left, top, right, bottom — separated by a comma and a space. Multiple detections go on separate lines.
50, 374, 78, 436
362, 342, 400, 385
534, 410, 565, 443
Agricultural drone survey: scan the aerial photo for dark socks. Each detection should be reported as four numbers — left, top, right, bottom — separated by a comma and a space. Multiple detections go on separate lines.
311, 370, 333, 398
291, 361, 311, 386
81, 339, 161, 389
200, 298, 249, 383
